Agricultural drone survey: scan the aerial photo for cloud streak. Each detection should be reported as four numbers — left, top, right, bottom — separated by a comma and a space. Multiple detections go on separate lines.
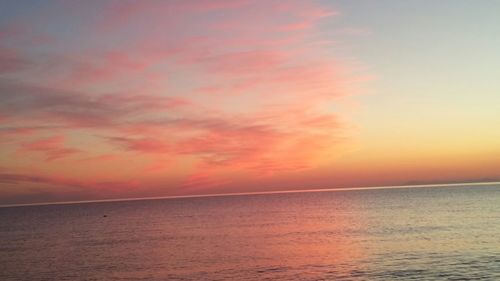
17, 135, 80, 161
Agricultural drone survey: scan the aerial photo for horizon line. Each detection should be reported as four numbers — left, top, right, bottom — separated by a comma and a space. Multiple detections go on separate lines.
1, 181, 499, 208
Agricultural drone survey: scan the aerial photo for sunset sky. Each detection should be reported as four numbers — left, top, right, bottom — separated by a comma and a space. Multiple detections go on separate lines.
1, 0, 499, 205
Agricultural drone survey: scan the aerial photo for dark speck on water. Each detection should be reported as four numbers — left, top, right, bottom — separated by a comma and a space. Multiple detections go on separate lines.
1, 184, 499, 280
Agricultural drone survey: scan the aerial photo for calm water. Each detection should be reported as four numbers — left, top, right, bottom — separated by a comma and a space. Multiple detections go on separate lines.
1, 184, 500, 280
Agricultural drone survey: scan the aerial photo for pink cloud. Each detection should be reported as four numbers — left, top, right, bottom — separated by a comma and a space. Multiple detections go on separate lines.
110, 137, 170, 154
0, 172, 141, 201
181, 171, 230, 192
0, 0, 366, 198
98, 0, 252, 30
0, 23, 53, 45
143, 158, 172, 173
18, 135, 81, 161
200, 50, 288, 75
62, 51, 149, 87
77, 154, 119, 163
0, 79, 194, 129
0, 47, 29, 74
0, 126, 38, 137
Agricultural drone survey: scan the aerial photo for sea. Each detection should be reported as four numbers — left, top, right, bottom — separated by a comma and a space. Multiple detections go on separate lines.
1, 184, 499, 280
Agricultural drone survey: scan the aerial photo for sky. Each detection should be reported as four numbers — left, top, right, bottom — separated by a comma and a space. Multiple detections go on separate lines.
1, 0, 499, 205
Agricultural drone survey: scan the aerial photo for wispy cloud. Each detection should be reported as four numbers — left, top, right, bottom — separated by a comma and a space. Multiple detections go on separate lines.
0, 0, 363, 202
17, 135, 80, 161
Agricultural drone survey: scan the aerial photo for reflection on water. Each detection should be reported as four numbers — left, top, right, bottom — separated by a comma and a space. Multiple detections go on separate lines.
1, 184, 500, 280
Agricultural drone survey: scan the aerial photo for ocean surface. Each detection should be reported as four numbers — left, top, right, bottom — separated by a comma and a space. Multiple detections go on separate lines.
1, 184, 500, 280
